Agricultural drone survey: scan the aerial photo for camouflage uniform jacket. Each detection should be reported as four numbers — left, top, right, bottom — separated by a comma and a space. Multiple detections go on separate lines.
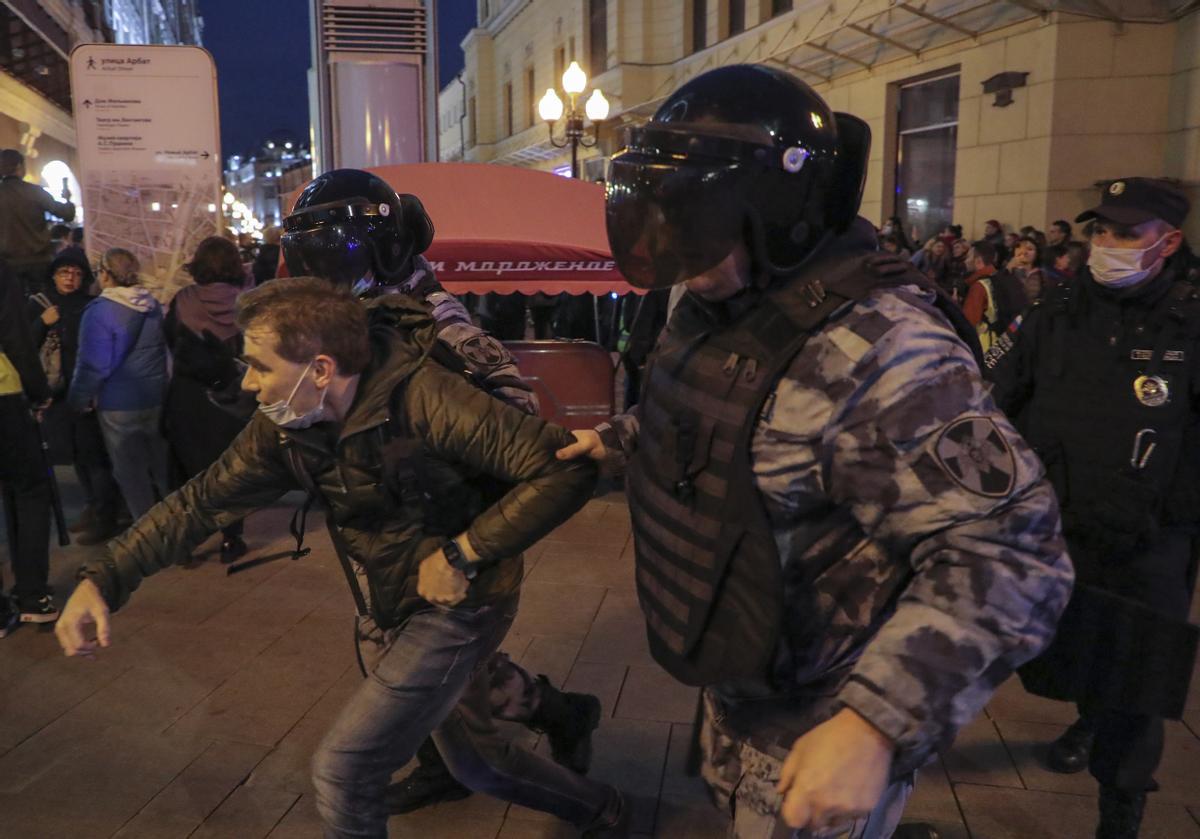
602, 276, 1073, 774
392, 255, 538, 415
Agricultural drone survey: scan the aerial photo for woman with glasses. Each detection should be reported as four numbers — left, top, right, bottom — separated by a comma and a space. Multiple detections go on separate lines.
28, 252, 125, 544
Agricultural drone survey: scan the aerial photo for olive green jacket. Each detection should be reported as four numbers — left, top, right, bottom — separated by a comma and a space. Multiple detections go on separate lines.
79, 295, 597, 625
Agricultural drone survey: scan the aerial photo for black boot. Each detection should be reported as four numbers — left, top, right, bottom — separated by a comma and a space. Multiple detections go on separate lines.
527, 675, 602, 774
386, 738, 470, 815
1097, 786, 1146, 839
219, 536, 248, 564
1046, 717, 1094, 774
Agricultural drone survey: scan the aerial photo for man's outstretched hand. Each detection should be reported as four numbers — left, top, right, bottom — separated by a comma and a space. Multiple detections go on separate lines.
776, 707, 894, 833
555, 429, 607, 462
55, 578, 112, 659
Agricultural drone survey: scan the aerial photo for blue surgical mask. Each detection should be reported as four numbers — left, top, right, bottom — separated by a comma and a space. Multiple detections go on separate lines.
258, 360, 330, 429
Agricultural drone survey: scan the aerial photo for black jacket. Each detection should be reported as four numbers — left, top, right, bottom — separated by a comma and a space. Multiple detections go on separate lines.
27, 252, 96, 391
0, 258, 50, 402
81, 295, 598, 628
990, 259, 1200, 547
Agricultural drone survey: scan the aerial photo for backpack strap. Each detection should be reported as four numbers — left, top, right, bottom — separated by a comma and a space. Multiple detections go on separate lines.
278, 432, 372, 619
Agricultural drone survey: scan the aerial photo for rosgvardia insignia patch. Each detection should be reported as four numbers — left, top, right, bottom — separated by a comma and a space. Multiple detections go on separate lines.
934, 416, 1017, 498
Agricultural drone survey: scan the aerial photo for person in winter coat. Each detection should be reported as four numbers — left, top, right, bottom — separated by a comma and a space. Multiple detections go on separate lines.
1006, 235, 1047, 304
0, 148, 75, 296
164, 236, 252, 561
68, 248, 169, 519
28, 251, 124, 544
0, 257, 58, 630
56, 278, 629, 838
251, 226, 282, 286
947, 238, 972, 301
910, 238, 951, 294
962, 240, 1029, 353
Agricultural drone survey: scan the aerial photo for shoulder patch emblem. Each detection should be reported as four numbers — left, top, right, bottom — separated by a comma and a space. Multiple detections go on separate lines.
459, 334, 510, 368
934, 416, 1016, 498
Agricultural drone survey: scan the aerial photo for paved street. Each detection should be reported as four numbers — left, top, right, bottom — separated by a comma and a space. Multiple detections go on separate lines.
1, 472, 1198, 838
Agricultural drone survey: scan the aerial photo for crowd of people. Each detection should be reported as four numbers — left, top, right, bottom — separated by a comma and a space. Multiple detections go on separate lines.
0, 146, 290, 631
880, 215, 1124, 354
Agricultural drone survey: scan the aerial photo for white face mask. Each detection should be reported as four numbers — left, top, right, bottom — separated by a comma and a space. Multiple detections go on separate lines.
1088, 232, 1170, 288
258, 360, 330, 429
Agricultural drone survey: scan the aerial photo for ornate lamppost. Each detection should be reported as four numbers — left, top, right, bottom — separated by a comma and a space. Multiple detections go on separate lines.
537, 61, 609, 179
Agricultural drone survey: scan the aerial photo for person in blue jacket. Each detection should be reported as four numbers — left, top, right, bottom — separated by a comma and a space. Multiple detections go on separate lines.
68, 248, 168, 519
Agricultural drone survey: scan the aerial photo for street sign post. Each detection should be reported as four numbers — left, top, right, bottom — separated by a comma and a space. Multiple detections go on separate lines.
69, 44, 223, 299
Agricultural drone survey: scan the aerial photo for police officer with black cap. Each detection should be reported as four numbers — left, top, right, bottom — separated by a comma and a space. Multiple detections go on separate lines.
991, 178, 1199, 839
559, 64, 1073, 838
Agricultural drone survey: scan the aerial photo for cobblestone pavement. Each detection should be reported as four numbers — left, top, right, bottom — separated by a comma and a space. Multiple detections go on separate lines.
0, 472, 1197, 838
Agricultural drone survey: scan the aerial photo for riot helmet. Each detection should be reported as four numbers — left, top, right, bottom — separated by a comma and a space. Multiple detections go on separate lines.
606, 64, 869, 290
281, 169, 434, 295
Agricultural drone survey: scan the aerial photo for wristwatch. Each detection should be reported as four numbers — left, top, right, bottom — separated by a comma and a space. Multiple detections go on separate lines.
443, 538, 478, 580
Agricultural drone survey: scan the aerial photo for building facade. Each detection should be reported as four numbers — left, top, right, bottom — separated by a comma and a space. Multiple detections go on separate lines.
224, 138, 313, 231
440, 0, 1200, 242
0, 0, 202, 209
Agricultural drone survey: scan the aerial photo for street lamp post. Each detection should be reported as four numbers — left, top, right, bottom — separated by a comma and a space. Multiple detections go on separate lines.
537, 61, 609, 179
537, 62, 612, 344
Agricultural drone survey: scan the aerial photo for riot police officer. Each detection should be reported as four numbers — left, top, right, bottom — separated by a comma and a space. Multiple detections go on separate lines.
275, 169, 606, 814
558, 64, 1073, 838
990, 178, 1199, 839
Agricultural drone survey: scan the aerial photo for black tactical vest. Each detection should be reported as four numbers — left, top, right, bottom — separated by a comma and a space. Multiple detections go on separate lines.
1022, 274, 1200, 551
628, 249, 978, 686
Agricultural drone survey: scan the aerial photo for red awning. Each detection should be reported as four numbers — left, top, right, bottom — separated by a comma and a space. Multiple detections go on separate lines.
286, 163, 636, 295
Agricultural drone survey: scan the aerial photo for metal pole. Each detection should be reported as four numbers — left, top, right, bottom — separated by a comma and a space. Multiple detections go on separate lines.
565, 111, 595, 340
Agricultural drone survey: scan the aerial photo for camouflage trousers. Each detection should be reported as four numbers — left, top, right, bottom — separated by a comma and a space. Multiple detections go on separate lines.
486, 650, 544, 720
357, 615, 543, 721
699, 689, 914, 839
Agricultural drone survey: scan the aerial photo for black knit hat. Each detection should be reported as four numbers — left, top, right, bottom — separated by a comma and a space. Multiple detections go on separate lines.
46, 247, 95, 291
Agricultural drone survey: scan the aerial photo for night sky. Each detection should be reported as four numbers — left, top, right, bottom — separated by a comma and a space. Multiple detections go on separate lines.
198, 0, 476, 163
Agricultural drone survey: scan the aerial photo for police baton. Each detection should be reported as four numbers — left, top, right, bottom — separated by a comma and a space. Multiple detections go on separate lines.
31, 406, 70, 546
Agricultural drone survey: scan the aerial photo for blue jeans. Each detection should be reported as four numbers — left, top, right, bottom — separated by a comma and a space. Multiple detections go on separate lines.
312, 593, 617, 838
97, 407, 169, 519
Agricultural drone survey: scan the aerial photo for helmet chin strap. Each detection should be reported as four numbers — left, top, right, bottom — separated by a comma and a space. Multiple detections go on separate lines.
366, 235, 412, 285
762, 228, 836, 287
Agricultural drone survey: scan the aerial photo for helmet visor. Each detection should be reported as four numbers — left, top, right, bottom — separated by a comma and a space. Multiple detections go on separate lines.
281, 224, 374, 290
606, 152, 747, 290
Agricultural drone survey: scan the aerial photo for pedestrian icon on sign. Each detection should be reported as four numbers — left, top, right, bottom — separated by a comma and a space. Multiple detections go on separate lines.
87, 57, 96, 70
